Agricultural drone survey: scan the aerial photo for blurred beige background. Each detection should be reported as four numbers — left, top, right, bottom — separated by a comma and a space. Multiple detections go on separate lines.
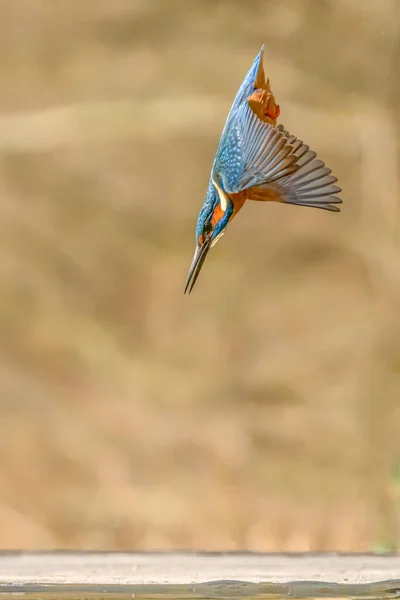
0, 0, 399, 551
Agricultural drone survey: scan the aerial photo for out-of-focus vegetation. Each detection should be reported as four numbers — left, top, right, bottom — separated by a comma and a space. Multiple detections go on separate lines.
375, 466, 400, 551
0, 0, 399, 551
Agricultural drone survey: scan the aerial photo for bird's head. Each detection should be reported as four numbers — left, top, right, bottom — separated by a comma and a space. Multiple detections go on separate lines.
184, 180, 233, 295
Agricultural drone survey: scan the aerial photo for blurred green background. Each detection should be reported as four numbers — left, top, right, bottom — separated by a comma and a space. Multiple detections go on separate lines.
0, 0, 399, 551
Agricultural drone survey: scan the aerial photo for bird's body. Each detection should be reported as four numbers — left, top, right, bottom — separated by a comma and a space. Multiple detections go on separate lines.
185, 46, 342, 294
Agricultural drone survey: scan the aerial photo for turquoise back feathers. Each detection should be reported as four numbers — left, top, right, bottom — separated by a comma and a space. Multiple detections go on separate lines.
186, 46, 342, 294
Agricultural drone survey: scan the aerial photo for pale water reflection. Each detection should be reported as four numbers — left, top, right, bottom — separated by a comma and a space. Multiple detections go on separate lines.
0, 580, 399, 600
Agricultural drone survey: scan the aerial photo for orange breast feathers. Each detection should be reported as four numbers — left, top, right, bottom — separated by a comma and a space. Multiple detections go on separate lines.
211, 192, 247, 229
211, 202, 226, 228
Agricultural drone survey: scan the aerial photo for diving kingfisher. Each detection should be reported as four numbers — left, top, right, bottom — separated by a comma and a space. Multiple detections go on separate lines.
184, 46, 342, 294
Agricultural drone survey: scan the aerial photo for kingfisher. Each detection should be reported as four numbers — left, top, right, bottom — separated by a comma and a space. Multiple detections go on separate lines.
184, 45, 342, 294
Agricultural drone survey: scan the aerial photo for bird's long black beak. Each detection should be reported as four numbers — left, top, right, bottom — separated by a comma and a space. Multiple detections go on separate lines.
184, 239, 212, 295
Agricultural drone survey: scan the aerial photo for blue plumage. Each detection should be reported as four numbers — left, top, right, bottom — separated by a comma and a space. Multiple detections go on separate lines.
213, 122, 244, 193
185, 46, 342, 295
220, 46, 265, 137
195, 178, 234, 242
213, 102, 298, 194
195, 179, 218, 241
194, 47, 266, 243
211, 46, 265, 193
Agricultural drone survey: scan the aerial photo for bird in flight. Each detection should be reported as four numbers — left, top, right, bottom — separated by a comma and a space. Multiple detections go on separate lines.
184, 45, 342, 295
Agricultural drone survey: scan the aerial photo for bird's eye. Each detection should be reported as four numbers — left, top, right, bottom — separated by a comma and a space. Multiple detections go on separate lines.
203, 221, 212, 236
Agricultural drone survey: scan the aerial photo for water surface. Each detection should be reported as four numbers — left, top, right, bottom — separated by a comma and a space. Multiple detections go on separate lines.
0, 579, 399, 600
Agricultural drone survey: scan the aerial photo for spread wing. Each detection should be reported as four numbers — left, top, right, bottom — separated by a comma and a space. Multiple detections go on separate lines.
246, 124, 342, 212
213, 102, 299, 194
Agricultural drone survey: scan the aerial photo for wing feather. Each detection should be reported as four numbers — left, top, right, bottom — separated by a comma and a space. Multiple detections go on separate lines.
214, 102, 299, 193
248, 125, 342, 212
